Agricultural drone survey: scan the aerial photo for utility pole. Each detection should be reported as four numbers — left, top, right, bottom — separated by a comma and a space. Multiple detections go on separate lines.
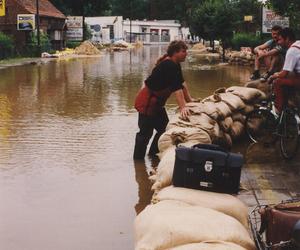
129, 0, 132, 43
36, 0, 41, 55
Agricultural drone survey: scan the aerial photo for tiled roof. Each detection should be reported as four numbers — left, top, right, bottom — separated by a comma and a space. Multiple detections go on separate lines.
18, 0, 66, 19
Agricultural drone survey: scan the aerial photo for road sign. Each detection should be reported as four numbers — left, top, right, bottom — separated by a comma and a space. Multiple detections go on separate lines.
17, 14, 35, 31
0, 0, 5, 16
262, 7, 289, 33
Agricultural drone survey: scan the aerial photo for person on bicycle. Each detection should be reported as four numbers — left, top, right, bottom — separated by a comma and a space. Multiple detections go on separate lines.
250, 25, 285, 81
269, 28, 300, 114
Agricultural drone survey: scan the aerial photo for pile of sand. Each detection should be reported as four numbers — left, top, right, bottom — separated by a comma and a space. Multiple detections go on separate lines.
192, 43, 207, 51
75, 41, 101, 55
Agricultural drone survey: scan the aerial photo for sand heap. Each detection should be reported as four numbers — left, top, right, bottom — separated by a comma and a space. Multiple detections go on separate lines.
75, 41, 101, 55
191, 43, 207, 51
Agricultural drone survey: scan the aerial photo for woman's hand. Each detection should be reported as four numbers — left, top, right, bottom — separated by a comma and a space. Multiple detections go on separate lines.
180, 106, 191, 120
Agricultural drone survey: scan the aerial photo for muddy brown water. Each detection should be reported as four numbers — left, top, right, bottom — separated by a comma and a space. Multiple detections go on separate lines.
0, 46, 252, 250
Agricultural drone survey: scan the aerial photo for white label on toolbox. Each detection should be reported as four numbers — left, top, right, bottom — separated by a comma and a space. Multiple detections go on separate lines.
200, 182, 213, 188
204, 161, 213, 172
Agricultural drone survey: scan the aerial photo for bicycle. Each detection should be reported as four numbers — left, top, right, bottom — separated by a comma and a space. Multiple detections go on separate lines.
245, 81, 300, 159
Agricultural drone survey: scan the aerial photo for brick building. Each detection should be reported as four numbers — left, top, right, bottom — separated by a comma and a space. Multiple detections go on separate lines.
0, 0, 66, 51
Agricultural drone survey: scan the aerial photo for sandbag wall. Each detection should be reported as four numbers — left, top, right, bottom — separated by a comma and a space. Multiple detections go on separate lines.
134, 86, 267, 250
226, 51, 255, 66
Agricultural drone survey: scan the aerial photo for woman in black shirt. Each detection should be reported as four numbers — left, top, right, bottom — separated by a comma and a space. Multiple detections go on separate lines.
133, 41, 194, 159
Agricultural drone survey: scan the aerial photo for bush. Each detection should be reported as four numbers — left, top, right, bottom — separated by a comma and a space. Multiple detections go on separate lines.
0, 32, 14, 59
66, 40, 81, 49
24, 32, 52, 57
231, 33, 263, 50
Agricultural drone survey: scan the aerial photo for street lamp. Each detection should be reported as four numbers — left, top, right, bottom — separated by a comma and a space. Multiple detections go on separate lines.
36, 0, 41, 55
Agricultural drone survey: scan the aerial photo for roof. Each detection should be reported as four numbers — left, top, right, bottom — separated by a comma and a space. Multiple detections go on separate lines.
18, 0, 66, 19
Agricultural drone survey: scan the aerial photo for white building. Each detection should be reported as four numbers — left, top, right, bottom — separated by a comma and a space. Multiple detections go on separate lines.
85, 16, 123, 43
123, 19, 189, 44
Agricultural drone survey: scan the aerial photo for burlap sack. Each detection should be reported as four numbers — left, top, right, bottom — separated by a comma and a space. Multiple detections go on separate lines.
201, 101, 232, 119
167, 241, 247, 250
152, 186, 249, 228
158, 127, 211, 153
134, 200, 255, 250
230, 121, 244, 139
226, 86, 266, 103
150, 147, 176, 191
232, 112, 246, 123
219, 117, 233, 133
203, 93, 245, 111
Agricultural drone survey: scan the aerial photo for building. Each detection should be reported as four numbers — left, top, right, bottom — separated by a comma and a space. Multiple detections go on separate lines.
85, 16, 123, 43
0, 0, 66, 51
123, 19, 188, 44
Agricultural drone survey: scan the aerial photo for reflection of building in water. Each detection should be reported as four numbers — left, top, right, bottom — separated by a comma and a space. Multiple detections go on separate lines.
0, 94, 12, 165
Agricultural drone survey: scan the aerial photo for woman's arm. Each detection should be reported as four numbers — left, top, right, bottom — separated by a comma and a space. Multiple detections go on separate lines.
174, 89, 190, 119
182, 82, 194, 102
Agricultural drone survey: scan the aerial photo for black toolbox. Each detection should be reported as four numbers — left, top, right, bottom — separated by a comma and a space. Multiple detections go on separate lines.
172, 144, 243, 194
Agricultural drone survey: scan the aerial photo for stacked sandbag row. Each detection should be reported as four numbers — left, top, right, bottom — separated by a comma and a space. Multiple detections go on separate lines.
134, 86, 266, 250
150, 86, 266, 192
226, 51, 255, 66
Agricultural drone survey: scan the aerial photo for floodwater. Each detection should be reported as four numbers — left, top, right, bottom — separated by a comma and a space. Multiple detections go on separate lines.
0, 46, 252, 250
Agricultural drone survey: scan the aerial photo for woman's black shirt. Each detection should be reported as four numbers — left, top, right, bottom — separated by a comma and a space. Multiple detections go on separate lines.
145, 59, 184, 92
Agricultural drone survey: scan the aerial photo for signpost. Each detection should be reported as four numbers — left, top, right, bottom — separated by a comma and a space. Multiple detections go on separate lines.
262, 7, 289, 33
0, 0, 5, 17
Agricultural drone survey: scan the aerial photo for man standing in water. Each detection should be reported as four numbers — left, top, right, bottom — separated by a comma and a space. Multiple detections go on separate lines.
133, 40, 194, 159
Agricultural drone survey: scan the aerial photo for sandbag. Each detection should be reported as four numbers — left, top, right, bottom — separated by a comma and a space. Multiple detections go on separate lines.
158, 127, 211, 153
134, 200, 255, 250
232, 112, 246, 123
167, 241, 247, 250
152, 186, 249, 228
219, 117, 233, 133
201, 101, 232, 119
167, 113, 218, 137
203, 93, 245, 111
241, 104, 254, 115
226, 86, 266, 103
186, 102, 219, 120
211, 130, 232, 150
150, 147, 176, 191
230, 121, 244, 139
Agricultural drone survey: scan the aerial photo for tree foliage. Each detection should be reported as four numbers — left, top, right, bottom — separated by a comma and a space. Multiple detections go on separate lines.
267, 0, 300, 33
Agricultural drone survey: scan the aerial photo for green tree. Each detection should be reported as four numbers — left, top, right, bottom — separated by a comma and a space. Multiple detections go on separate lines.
191, 0, 237, 60
267, 0, 300, 34
231, 0, 262, 32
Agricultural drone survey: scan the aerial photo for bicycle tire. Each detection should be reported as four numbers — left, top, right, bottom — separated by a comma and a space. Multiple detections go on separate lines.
245, 108, 277, 144
280, 109, 299, 160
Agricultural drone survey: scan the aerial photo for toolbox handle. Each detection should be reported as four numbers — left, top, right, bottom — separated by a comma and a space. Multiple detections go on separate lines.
192, 143, 228, 153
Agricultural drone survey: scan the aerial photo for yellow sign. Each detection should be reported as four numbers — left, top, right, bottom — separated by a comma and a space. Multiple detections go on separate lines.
244, 16, 253, 22
17, 14, 35, 30
0, 0, 5, 16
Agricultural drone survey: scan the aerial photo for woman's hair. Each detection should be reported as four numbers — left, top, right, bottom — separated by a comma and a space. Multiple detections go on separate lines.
156, 40, 188, 65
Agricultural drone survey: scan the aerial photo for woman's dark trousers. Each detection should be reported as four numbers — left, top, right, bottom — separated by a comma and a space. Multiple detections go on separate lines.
133, 109, 169, 159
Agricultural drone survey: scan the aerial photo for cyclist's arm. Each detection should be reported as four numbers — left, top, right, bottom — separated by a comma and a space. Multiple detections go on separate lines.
270, 70, 289, 79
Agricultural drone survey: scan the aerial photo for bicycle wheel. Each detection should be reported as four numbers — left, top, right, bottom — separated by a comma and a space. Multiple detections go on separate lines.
280, 109, 299, 159
245, 108, 277, 144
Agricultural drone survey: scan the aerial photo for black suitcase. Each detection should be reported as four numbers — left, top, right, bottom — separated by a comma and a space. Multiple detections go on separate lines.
172, 144, 243, 194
